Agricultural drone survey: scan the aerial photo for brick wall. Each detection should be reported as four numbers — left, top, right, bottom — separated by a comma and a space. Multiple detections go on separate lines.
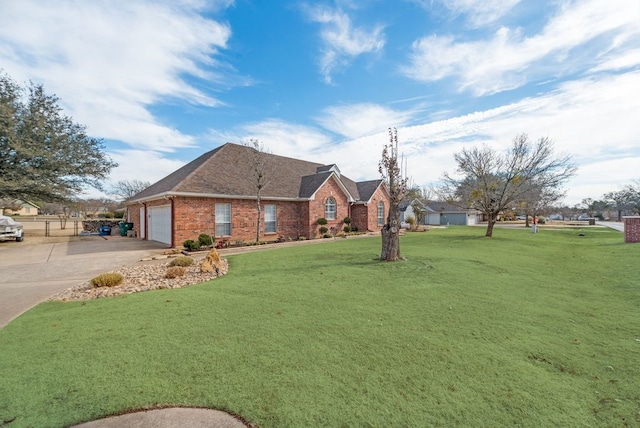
350, 185, 388, 232
129, 196, 314, 246
127, 205, 141, 236
623, 216, 640, 243
308, 176, 350, 237
366, 185, 388, 232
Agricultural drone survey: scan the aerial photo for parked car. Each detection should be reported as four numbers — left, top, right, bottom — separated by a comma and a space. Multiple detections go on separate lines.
0, 215, 24, 242
516, 215, 528, 220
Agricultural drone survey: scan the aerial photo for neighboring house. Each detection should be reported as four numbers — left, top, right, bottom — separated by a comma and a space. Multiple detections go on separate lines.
125, 143, 389, 246
400, 199, 481, 226
1, 201, 39, 216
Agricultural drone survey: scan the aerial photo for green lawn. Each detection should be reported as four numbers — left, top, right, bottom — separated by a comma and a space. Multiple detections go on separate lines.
1, 227, 639, 427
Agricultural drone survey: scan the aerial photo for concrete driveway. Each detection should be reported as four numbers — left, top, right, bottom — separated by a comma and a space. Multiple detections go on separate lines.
0, 236, 168, 328
597, 221, 624, 232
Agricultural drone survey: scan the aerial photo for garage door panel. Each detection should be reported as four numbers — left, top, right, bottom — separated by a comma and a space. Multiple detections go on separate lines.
440, 213, 467, 225
148, 205, 171, 245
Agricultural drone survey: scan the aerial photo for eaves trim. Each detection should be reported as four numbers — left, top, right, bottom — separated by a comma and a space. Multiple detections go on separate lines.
126, 192, 311, 204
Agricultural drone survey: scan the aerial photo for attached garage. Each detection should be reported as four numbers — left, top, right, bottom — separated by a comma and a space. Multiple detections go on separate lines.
440, 213, 467, 226
148, 205, 171, 245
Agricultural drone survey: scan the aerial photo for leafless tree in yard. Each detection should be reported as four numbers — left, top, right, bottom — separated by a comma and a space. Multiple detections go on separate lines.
245, 139, 276, 242
440, 134, 576, 237
379, 128, 409, 261
110, 179, 151, 201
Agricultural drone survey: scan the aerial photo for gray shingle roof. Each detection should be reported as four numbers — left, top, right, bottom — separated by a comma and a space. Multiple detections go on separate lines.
356, 180, 384, 203
128, 143, 380, 203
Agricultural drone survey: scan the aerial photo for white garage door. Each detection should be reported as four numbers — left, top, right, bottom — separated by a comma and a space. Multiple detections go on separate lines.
148, 205, 171, 245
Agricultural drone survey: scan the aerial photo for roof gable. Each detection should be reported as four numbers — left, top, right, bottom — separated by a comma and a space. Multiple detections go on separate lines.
355, 180, 384, 203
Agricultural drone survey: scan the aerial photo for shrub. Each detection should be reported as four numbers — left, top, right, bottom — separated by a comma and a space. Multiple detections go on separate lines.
298, 236, 306, 241
183, 239, 201, 251
113, 211, 125, 219
406, 216, 416, 230
165, 266, 186, 279
319, 226, 328, 235
90, 272, 124, 288
169, 256, 194, 267
103, 212, 114, 219
343, 217, 352, 225
316, 217, 328, 225
351, 226, 358, 232
198, 233, 213, 247
322, 233, 331, 238
343, 225, 352, 233
538, 216, 546, 224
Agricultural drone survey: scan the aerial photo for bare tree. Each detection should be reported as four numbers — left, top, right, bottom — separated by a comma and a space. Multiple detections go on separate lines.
406, 186, 433, 228
515, 181, 566, 227
0, 198, 22, 212
441, 134, 576, 237
245, 139, 275, 242
604, 180, 640, 220
110, 179, 151, 201
379, 128, 409, 261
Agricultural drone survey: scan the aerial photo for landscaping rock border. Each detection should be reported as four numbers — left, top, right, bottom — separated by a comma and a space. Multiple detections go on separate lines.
49, 257, 228, 301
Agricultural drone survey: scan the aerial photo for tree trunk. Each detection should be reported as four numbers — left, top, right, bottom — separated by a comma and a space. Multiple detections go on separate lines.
380, 225, 402, 261
485, 213, 496, 237
256, 195, 262, 243
381, 208, 402, 261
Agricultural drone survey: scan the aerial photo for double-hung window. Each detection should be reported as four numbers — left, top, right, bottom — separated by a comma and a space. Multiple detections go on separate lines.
215, 203, 231, 236
377, 201, 385, 226
264, 204, 276, 234
325, 197, 337, 220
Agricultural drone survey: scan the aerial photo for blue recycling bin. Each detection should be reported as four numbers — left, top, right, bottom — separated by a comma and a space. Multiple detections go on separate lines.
98, 225, 112, 236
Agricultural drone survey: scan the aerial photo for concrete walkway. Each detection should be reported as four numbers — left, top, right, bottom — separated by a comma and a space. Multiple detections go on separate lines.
72, 407, 249, 428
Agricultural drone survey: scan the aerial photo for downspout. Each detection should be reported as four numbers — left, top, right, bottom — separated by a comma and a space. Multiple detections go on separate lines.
170, 197, 175, 248
143, 202, 148, 241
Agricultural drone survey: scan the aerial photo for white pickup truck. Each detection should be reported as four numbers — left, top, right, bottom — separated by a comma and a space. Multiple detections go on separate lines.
0, 215, 24, 242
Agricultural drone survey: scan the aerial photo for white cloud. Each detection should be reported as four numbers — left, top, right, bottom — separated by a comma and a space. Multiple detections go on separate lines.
0, 0, 233, 152
305, 6, 385, 84
108, 150, 187, 185
208, 119, 334, 160
316, 103, 418, 139
402, 0, 640, 95
411, 0, 521, 27
441, 0, 521, 27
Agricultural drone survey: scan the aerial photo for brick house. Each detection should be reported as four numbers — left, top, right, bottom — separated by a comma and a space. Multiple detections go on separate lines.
125, 143, 389, 246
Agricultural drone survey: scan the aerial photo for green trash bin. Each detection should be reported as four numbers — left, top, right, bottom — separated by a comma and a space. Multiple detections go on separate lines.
118, 222, 128, 237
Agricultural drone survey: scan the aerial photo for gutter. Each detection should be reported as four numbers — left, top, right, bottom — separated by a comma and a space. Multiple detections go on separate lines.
126, 191, 314, 204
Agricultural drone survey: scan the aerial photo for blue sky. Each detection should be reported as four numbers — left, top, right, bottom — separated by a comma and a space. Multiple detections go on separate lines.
1, 0, 639, 205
